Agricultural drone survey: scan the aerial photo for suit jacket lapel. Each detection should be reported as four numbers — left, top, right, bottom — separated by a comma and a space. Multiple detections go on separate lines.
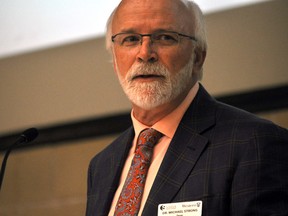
143, 85, 216, 213
96, 127, 135, 215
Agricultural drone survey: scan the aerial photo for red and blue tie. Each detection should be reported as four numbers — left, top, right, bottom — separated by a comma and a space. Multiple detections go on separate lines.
114, 128, 163, 216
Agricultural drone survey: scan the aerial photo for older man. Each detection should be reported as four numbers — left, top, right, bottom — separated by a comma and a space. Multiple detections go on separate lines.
86, 0, 288, 215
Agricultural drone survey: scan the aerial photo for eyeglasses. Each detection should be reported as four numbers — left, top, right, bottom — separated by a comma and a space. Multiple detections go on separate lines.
111, 31, 197, 47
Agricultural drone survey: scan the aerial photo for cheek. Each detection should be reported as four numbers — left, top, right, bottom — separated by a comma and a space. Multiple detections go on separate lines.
113, 48, 136, 76
161, 48, 193, 73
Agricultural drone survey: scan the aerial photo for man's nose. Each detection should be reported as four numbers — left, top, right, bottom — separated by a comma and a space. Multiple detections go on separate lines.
136, 37, 158, 63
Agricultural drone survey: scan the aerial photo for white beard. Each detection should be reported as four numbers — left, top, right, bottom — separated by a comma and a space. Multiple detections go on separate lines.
115, 56, 195, 110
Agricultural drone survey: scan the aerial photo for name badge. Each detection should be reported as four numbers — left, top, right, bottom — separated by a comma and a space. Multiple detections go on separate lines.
158, 201, 202, 216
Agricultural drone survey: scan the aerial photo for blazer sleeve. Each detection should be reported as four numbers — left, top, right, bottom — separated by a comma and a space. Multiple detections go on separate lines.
231, 122, 288, 215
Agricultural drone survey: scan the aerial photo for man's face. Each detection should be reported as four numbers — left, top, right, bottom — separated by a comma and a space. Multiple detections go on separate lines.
111, 0, 198, 110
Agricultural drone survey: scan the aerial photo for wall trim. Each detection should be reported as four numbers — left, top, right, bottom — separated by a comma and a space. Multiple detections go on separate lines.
1, 84, 287, 151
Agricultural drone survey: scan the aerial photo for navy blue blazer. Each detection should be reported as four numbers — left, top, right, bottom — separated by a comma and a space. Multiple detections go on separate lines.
86, 85, 288, 216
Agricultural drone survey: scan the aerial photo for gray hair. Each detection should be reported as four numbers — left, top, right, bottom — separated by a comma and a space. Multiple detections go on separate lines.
105, 7, 117, 52
186, 1, 208, 52
105, 0, 207, 52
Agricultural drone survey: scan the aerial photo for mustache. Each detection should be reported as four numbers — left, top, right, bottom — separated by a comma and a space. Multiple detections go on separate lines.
126, 63, 169, 81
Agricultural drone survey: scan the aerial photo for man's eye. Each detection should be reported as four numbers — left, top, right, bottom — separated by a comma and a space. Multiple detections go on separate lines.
155, 34, 177, 41
122, 35, 140, 44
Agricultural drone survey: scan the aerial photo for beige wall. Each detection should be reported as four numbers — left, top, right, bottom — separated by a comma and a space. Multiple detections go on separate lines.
0, 136, 115, 216
203, 0, 288, 95
0, 1, 287, 215
0, 38, 130, 134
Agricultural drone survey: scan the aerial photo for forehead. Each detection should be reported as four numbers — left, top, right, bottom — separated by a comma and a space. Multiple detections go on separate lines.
112, 0, 193, 33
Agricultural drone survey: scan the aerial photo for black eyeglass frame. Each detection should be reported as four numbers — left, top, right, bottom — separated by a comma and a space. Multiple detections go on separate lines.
111, 31, 197, 46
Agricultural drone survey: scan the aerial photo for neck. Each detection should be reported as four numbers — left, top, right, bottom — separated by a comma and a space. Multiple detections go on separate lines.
132, 105, 175, 127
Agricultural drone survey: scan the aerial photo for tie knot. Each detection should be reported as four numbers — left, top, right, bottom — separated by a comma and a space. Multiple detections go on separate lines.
137, 128, 163, 148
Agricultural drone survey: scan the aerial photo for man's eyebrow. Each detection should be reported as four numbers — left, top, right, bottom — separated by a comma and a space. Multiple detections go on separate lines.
116, 28, 176, 34
155, 28, 175, 32
116, 28, 137, 33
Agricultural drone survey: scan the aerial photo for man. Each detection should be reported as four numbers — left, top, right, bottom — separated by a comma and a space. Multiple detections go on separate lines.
86, 0, 288, 215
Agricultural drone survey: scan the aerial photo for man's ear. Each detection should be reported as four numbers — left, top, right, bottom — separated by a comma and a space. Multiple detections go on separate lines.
113, 59, 117, 73
194, 48, 206, 69
111, 51, 118, 74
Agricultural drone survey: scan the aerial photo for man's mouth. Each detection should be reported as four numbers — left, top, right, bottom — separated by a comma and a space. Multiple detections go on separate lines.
132, 74, 164, 80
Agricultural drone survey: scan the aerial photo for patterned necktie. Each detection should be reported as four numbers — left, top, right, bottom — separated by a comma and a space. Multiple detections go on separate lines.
114, 128, 163, 216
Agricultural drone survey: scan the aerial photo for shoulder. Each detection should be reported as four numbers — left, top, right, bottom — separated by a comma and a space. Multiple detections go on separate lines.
183, 84, 287, 140
212, 101, 288, 158
216, 100, 286, 131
